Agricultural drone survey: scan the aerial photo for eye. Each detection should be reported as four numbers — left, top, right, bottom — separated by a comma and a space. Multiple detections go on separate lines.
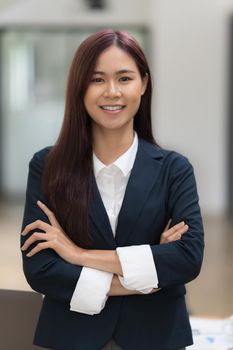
90, 77, 104, 83
119, 76, 132, 82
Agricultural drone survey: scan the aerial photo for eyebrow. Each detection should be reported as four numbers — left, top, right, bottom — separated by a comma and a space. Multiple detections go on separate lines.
93, 69, 136, 75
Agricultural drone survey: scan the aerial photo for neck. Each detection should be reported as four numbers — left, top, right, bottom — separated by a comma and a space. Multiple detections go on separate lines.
92, 125, 134, 165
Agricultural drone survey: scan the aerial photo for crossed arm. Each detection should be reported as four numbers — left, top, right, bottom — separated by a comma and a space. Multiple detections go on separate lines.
21, 200, 188, 297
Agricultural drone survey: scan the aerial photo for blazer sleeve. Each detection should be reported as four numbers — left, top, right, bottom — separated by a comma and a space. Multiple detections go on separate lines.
150, 153, 204, 288
21, 149, 82, 303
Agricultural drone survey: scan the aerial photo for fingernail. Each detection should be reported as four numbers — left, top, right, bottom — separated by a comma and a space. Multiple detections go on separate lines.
37, 200, 42, 205
21, 246, 25, 251
26, 253, 31, 257
179, 221, 185, 226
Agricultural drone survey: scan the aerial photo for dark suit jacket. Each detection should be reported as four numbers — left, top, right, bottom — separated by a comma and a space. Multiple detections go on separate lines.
21, 137, 204, 350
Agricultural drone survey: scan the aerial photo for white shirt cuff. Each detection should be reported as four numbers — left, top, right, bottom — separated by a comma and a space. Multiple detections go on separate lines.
116, 245, 158, 294
70, 267, 113, 315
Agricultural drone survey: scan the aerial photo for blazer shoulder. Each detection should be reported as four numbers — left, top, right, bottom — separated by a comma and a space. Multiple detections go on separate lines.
160, 148, 191, 163
139, 138, 192, 168
29, 146, 53, 170
158, 148, 194, 175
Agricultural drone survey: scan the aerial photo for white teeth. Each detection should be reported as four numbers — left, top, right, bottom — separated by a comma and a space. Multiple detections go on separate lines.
101, 105, 124, 111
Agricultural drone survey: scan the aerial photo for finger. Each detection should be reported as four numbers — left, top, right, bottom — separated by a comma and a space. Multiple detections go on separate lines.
37, 201, 61, 229
21, 232, 47, 251
168, 230, 185, 241
26, 241, 51, 257
163, 221, 185, 238
22, 220, 52, 235
180, 224, 189, 234
160, 224, 189, 244
167, 224, 189, 238
166, 233, 181, 243
177, 224, 189, 236
163, 218, 172, 232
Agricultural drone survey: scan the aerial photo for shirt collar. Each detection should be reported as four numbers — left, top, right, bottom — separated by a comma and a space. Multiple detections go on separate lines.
93, 132, 138, 178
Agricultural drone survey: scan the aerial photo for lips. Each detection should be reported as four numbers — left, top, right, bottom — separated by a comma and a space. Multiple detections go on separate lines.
100, 105, 126, 111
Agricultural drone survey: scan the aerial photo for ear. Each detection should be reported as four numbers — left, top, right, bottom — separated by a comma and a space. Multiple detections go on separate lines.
141, 73, 149, 96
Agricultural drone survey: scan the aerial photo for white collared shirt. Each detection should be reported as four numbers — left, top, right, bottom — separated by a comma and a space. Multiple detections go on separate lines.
70, 133, 158, 315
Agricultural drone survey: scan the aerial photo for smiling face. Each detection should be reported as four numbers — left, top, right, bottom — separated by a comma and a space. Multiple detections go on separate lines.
84, 45, 148, 135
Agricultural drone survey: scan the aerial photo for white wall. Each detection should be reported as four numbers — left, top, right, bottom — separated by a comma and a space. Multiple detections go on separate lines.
148, 0, 232, 216
0, 0, 147, 26
0, 0, 14, 10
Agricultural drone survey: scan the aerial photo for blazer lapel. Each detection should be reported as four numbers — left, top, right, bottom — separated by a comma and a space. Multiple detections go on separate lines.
89, 177, 116, 248
115, 138, 164, 246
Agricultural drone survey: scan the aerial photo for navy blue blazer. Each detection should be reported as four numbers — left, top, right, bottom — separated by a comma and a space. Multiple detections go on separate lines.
21, 137, 204, 350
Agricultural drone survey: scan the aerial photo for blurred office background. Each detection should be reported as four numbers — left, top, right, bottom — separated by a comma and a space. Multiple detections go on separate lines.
0, 0, 232, 318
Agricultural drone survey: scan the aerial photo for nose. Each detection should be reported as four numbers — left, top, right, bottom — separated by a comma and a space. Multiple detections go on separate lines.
103, 81, 122, 99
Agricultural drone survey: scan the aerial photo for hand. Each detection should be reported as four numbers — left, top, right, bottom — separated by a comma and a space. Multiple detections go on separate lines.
160, 220, 189, 244
21, 201, 84, 265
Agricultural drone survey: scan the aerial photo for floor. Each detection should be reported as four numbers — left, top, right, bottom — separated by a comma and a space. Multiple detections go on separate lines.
0, 199, 233, 318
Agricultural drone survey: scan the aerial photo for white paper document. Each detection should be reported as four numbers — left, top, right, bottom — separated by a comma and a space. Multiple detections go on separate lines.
188, 316, 233, 350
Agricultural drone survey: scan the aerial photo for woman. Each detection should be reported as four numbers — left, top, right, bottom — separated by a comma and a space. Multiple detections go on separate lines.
21, 29, 204, 350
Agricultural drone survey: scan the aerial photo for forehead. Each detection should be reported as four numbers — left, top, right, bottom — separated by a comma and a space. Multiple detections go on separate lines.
94, 45, 139, 72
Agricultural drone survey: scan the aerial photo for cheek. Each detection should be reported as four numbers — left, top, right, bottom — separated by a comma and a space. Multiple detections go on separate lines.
126, 84, 144, 101
127, 88, 143, 110
84, 87, 93, 101
84, 89, 98, 113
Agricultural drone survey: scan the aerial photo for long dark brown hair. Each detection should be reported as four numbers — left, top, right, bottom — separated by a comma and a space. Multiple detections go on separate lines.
42, 29, 158, 247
